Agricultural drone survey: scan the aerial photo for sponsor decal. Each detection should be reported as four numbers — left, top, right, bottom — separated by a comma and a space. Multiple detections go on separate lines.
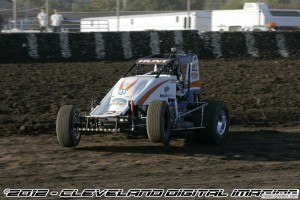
118, 78, 138, 95
191, 64, 199, 72
160, 94, 174, 98
160, 84, 175, 98
111, 98, 127, 107
137, 59, 170, 64
164, 85, 170, 93
185, 81, 202, 89
191, 72, 199, 80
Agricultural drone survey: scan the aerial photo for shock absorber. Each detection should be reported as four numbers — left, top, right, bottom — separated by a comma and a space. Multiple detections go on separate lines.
130, 100, 135, 131
130, 101, 135, 118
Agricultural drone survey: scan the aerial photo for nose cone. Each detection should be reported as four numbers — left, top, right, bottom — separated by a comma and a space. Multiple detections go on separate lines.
109, 76, 151, 114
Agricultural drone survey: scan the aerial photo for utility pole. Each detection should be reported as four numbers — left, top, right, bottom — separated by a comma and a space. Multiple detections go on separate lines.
117, 0, 120, 31
13, 0, 17, 29
187, 0, 190, 29
258, 0, 261, 26
46, 0, 49, 31
122, 0, 127, 9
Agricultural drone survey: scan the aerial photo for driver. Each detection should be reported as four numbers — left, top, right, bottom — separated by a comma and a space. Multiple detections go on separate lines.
173, 60, 184, 97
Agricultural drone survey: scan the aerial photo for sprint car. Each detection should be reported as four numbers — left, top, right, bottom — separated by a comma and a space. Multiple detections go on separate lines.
56, 48, 229, 147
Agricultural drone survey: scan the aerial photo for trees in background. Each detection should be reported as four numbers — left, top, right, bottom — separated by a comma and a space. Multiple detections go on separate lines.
17, 0, 75, 12
71, 0, 241, 12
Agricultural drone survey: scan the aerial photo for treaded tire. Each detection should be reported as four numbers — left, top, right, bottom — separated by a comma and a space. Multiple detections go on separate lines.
146, 100, 171, 144
193, 99, 229, 144
56, 105, 81, 147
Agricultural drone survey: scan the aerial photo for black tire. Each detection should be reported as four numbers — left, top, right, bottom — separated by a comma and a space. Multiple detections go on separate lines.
56, 105, 81, 147
146, 100, 171, 144
193, 99, 229, 144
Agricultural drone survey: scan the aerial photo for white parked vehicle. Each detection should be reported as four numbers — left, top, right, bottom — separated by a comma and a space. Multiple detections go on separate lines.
56, 48, 229, 147
80, 2, 300, 32
80, 11, 212, 32
211, 2, 300, 31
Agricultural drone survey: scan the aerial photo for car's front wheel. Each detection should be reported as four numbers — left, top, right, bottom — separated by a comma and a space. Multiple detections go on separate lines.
146, 100, 171, 144
56, 105, 81, 147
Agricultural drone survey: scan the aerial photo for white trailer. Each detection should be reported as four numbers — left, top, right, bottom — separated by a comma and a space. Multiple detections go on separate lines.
212, 2, 300, 31
80, 2, 300, 32
80, 11, 212, 32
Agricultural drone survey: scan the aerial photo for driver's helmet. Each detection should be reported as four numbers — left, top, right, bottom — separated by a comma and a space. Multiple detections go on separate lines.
154, 64, 169, 73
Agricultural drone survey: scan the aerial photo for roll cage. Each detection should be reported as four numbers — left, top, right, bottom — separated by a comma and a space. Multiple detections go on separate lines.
123, 53, 194, 79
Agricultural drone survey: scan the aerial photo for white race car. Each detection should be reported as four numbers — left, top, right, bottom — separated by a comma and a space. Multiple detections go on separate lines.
56, 48, 229, 147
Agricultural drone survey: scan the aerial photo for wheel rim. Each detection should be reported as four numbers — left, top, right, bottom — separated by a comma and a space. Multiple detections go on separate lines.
216, 110, 227, 136
72, 113, 80, 140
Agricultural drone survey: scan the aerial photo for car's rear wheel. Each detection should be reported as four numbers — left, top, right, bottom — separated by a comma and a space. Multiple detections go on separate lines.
146, 100, 171, 144
56, 105, 81, 147
193, 99, 229, 144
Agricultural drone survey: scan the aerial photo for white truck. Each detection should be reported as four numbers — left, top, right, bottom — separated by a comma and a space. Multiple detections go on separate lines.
80, 2, 300, 32
80, 11, 212, 32
212, 2, 300, 31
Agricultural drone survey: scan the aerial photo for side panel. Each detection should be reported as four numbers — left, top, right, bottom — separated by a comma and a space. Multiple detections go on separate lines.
185, 55, 201, 96
167, 54, 201, 103
135, 76, 177, 106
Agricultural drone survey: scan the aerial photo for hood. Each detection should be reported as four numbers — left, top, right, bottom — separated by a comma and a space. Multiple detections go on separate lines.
90, 75, 175, 116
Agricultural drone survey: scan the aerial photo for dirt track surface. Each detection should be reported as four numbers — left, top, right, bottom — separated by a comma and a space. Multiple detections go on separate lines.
0, 59, 299, 198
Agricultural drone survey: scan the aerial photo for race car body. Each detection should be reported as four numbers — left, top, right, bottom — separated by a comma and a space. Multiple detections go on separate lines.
56, 48, 229, 147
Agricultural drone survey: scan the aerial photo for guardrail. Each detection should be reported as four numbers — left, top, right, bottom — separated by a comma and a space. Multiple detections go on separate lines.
1, 19, 81, 33
0, 31, 299, 63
